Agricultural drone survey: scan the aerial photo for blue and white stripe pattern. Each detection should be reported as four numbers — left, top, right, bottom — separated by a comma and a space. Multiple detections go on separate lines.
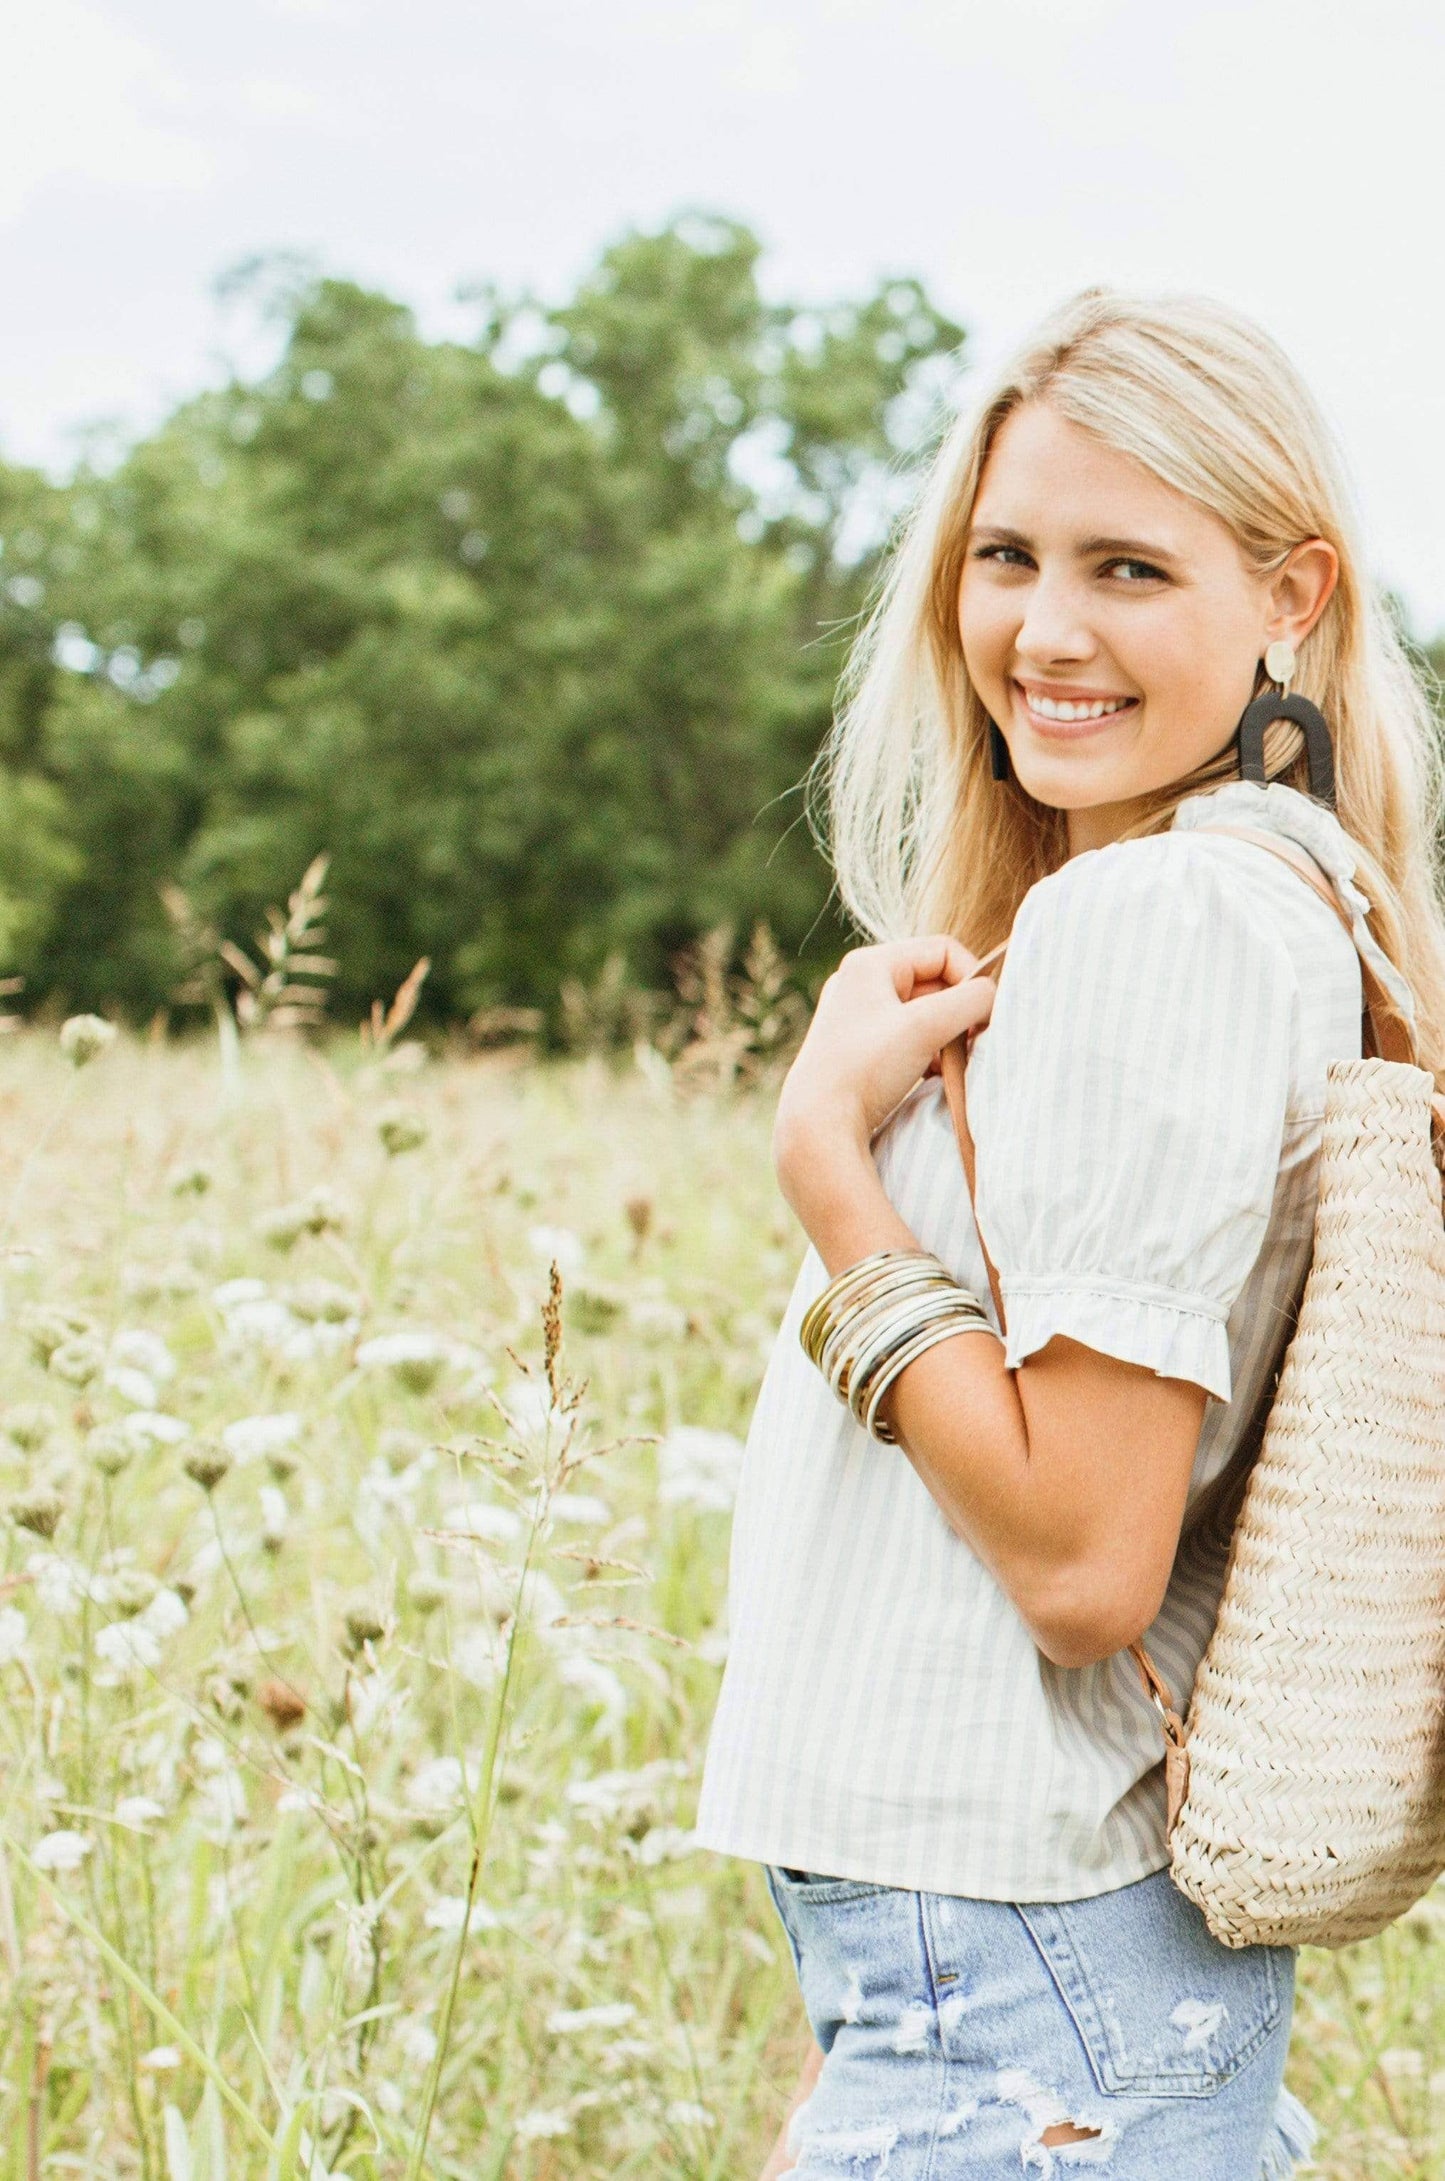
694, 783, 1369, 1902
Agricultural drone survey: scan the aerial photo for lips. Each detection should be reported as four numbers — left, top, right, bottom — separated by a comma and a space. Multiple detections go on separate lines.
1014, 681, 1140, 731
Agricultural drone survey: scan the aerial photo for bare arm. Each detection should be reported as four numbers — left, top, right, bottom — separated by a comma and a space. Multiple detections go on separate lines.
772, 941, 1207, 1669
757, 2040, 824, 2181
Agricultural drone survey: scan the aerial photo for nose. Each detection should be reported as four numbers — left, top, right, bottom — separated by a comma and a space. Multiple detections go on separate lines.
1013, 572, 1097, 670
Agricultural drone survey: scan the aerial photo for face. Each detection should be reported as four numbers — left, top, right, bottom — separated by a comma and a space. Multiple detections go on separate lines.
957, 401, 1332, 853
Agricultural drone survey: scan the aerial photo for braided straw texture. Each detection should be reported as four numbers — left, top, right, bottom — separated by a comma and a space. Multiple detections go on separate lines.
1171, 1057, 1445, 1949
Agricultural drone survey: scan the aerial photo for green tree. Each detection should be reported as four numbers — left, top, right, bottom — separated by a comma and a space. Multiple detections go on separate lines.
0, 215, 966, 1029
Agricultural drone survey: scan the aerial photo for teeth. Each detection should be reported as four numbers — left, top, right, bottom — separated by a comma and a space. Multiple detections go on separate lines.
1026, 692, 1132, 721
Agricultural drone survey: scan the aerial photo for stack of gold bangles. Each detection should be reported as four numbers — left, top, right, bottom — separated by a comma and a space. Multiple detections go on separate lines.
798, 1248, 996, 1445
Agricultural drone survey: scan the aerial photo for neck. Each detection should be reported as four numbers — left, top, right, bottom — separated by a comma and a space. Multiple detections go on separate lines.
1065, 795, 1152, 858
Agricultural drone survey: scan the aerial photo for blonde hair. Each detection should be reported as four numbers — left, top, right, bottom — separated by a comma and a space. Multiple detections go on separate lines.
817, 287, 1445, 1085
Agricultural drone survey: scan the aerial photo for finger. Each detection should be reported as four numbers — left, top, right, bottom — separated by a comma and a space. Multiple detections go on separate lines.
887, 935, 979, 998
907, 974, 996, 1046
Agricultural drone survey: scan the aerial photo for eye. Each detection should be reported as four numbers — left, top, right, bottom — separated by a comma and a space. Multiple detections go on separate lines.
1103, 557, 1168, 584
972, 543, 1034, 569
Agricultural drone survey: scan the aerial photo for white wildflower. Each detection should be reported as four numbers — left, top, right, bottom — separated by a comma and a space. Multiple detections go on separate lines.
95, 1620, 162, 1673
0, 1606, 28, 1663
59, 1013, 115, 1065
105, 1364, 158, 1408
196, 1763, 247, 1839
355, 1331, 449, 1391
114, 1796, 166, 1830
547, 2001, 637, 2035
629, 1296, 688, 1343
213, 1280, 308, 1353
656, 1426, 744, 1513
110, 1329, 177, 1382
27, 1550, 82, 1615
138, 2046, 181, 2072
222, 1412, 301, 1464
121, 1411, 189, 1449
442, 1498, 522, 1544
276, 1788, 320, 1816
259, 1484, 288, 1540
556, 1654, 629, 1720
631, 1825, 697, 1866
405, 1756, 476, 1813
32, 1829, 93, 1872
565, 1759, 689, 1825
141, 1587, 188, 1639
280, 1319, 357, 1363
665, 2100, 716, 2129
399, 2021, 438, 2068
526, 1223, 585, 1275
452, 1627, 505, 1689
424, 1894, 500, 1933
548, 1492, 612, 1526
514, 2110, 572, 2142
498, 1377, 560, 1434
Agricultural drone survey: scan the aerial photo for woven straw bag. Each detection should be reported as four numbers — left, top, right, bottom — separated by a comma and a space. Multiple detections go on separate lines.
940, 820, 1445, 1950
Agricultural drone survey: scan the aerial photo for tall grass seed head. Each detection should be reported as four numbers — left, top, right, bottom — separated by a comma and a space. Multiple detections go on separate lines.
87, 1425, 134, 1476
59, 1013, 117, 1066
256, 1676, 307, 1729
48, 1336, 104, 1387
624, 1192, 653, 1245
9, 1484, 64, 1539
379, 1426, 425, 1472
182, 1440, 233, 1493
108, 1568, 159, 1618
405, 1569, 449, 1614
20, 1303, 96, 1366
168, 1162, 213, 1197
283, 1277, 362, 1323
343, 1602, 388, 1656
377, 1104, 428, 1155
2, 1401, 56, 1451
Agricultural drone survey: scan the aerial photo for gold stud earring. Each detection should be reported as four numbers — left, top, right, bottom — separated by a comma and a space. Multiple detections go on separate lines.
1264, 638, 1297, 693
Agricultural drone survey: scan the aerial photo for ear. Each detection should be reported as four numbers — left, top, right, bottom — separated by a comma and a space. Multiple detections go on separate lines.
1265, 538, 1339, 652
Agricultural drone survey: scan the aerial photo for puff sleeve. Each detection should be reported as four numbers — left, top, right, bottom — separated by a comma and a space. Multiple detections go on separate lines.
967, 834, 1300, 1402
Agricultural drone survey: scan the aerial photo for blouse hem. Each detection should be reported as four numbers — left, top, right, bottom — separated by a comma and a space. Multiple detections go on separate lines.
690, 1816, 1174, 1905
999, 1277, 1233, 1401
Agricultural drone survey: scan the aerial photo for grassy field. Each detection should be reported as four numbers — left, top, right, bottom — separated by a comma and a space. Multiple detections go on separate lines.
0, 1026, 1440, 2178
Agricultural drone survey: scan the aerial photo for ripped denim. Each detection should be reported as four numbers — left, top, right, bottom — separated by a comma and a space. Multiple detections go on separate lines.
763, 1863, 1315, 2179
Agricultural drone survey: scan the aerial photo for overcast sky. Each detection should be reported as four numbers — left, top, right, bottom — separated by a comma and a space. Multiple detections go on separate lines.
7, 0, 1445, 627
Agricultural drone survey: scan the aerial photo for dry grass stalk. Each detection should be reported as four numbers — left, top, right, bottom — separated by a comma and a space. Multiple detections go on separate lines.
361, 957, 431, 1053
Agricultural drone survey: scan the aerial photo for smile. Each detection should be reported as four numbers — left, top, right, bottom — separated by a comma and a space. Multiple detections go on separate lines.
1015, 682, 1139, 730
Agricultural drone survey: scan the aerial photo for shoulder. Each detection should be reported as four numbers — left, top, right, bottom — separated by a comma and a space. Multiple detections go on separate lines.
1009, 831, 1299, 988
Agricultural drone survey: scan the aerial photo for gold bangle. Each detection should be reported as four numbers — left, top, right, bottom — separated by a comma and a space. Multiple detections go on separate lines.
818, 1268, 959, 1388
864, 1317, 999, 1443
847, 1293, 989, 1418
841, 1290, 987, 1415
799, 1249, 941, 1364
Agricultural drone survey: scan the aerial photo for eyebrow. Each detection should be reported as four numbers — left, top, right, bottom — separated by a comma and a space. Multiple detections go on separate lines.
969, 523, 1181, 566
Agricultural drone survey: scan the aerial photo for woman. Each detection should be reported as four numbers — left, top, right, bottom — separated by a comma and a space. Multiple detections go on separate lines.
691, 289, 1445, 2178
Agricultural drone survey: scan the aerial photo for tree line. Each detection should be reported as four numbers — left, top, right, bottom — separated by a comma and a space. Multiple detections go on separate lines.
0, 215, 966, 1034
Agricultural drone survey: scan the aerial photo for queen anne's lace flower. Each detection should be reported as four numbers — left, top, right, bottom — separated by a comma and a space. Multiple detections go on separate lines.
0, 1607, 28, 1663
32, 1829, 93, 1871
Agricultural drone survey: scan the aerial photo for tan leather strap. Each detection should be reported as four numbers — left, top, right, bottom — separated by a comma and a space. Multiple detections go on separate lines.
936, 821, 1440, 1821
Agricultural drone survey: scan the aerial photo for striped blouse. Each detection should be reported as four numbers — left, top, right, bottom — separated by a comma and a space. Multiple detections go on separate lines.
694, 781, 1409, 1902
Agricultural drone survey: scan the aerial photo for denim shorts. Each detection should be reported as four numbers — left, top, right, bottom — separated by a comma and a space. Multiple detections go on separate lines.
763, 1862, 1316, 2178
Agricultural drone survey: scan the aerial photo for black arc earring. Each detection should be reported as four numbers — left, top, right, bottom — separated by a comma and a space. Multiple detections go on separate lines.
1235, 639, 1336, 810
986, 718, 1011, 782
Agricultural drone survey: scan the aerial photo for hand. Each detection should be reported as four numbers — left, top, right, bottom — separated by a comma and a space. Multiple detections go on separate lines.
775, 936, 995, 1172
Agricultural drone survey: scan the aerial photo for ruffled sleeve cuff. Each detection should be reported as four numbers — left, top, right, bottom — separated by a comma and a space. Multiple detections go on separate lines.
999, 1275, 1233, 1402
